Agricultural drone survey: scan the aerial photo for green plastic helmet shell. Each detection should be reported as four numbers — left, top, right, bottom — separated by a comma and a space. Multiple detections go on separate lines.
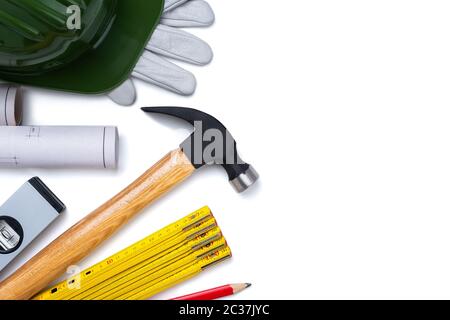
0, 0, 164, 94
0, 0, 118, 75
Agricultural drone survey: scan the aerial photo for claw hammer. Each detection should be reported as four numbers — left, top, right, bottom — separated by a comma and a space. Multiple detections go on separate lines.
0, 107, 259, 300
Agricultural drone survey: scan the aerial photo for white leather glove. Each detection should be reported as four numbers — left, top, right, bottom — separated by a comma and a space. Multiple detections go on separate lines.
108, 0, 215, 106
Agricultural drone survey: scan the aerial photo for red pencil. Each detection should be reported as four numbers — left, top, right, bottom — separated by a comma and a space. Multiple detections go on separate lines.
170, 283, 251, 300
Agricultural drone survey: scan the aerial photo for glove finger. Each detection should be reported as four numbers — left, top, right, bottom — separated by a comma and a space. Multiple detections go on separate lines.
132, 51, 196, 96
161, 0, 215, 28
107, 79, 137, 106
147, 25, 213, 66
164, 0, 189, 12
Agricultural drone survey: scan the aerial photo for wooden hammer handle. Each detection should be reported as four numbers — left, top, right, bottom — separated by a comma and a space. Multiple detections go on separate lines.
0, 149, 195, 300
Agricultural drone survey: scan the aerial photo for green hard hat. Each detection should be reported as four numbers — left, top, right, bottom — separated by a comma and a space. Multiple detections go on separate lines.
0, 0, 164, 94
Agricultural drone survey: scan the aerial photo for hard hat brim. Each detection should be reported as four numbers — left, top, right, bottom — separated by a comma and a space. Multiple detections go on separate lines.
0, 0, 164, 95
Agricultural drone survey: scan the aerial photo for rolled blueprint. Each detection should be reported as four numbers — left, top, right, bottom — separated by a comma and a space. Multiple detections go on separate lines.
0, 85, 22, 126
0, 126, 118, 168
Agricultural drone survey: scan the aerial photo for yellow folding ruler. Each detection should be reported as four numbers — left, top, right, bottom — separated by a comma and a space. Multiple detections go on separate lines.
33, 206, 232, 300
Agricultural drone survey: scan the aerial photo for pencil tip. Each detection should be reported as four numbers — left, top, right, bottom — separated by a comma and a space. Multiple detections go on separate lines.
245, 283, 252, 288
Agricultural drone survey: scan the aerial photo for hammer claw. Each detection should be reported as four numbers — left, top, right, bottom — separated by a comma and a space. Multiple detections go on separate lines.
142, 107, 259, 193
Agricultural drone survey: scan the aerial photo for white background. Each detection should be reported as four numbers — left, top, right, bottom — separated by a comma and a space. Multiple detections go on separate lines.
2, 0, 450, 300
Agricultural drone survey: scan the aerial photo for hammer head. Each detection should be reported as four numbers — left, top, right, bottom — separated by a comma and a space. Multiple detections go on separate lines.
142, 107, 259, 193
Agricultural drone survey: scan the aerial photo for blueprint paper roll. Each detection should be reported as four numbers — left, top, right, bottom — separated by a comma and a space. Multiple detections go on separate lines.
0, 85, 22, 126
0, 126, 118, 168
